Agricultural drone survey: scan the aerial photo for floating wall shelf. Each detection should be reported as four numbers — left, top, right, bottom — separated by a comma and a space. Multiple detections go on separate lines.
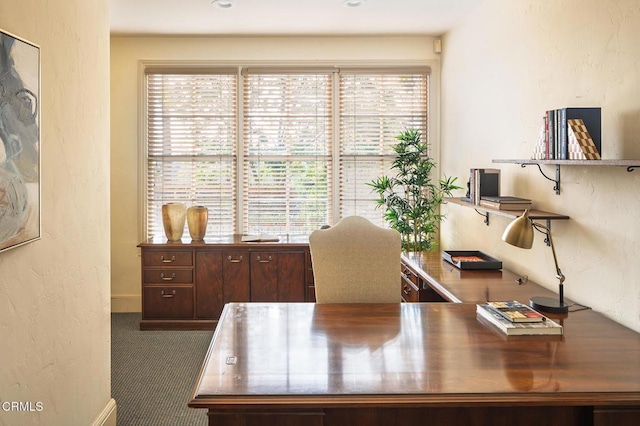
492, 159, 640, 195
445, 197, 569, 242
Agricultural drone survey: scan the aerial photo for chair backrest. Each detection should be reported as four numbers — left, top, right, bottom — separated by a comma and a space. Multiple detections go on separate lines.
309, 216, 402, 303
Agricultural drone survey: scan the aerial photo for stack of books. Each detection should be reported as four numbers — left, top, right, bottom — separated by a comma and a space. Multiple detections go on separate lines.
476, 301, 563, 336
539, 107, 601, 160
479, 196, 532, 211
462, 168, 500, 205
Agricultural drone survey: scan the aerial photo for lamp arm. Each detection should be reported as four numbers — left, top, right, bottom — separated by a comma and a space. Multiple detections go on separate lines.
532, 221, 566, 304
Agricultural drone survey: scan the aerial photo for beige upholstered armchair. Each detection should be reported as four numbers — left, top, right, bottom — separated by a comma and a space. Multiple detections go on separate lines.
309, 216, 402, 303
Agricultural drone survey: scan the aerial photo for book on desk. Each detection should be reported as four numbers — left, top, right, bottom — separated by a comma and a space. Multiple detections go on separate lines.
477, 303, 563, 336
486, 300, 544, 323
241, 234, 280, 242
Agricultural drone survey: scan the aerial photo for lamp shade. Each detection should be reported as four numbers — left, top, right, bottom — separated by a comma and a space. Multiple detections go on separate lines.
502, 210, 534, 249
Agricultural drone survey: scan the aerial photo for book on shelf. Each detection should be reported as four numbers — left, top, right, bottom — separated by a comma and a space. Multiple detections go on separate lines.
479, 200, 532, 210
479, 196, 533, 211
542, 107, 601, 160
480, 196, 532, 203
241, 234, 280, 242
476, 303, 563, 336
560, 107, 601, 159
545, 109, 556, 160
485, 300, 544, 323
463, 168, 501, 204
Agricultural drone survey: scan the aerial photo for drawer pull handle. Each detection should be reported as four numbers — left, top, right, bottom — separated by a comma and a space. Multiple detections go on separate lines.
227, 255, 243, 263
161, 290, 176, 298
160, 272, 176, 281
160, 255, 176, 263
403, 286, 412, 296
257, 255, 272, 263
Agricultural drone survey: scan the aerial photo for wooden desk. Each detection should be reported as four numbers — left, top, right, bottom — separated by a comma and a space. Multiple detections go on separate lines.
402, 251, 563, 304
190, 302, 640, 426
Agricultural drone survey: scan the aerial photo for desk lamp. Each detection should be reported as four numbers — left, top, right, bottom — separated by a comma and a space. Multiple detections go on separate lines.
502, 210, 568, 314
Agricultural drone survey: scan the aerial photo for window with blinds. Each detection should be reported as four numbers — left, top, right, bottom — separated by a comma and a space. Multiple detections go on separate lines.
338, 71, 429, 226
145, 70, 238, 239
242, 70, 332, 235
143, 66, 429, 239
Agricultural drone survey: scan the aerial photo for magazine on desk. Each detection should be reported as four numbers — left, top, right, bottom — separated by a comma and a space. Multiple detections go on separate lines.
476, 303, 563, 336
485, 300, 545, 323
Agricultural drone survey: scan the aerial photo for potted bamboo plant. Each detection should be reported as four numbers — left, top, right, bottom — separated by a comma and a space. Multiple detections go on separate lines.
368, 128, 460, 252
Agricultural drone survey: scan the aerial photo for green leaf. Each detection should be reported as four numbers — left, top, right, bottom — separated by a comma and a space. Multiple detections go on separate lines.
367, 129, 461, 252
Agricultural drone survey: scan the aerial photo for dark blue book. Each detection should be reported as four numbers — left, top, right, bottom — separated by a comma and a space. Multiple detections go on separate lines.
559, 107, 601, 159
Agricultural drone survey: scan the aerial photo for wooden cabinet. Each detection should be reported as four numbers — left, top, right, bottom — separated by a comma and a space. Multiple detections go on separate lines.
140, 247, 197, 328
401, 258, 447, 303
250, 251, 305, 302
139, 237, 465, 329
143, 286, 194, 319
194, 251, 250, 320
139, 236, 311, 330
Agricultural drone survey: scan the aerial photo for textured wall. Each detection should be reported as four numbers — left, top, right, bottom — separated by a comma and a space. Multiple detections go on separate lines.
0, 1, 113, 425
441, 0, 640, 331
110, 35, 440, 311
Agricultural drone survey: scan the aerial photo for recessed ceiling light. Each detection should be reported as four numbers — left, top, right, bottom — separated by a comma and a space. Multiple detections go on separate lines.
211, 0, 233, 8
343, 0, 367, 7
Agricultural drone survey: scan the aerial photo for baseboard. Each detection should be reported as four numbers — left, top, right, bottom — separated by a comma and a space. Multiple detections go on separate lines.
111, 294, 141, 312
92, 398, 117, 426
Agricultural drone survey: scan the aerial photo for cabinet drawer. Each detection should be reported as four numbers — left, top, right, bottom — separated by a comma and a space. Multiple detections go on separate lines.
401, 277, 420, 302
305, 250, 315, 285
401, 263, 419, 286
143, 268, 193, 283
143, 286, 194, 319
143, 250, 193, 267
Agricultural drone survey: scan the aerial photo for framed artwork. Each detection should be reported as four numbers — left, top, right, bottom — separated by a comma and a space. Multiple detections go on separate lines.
0, 29, 40, 252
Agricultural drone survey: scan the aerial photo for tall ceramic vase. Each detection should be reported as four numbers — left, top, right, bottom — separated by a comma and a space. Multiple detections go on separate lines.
187, 205, 208, 241
162, 203, 187, 242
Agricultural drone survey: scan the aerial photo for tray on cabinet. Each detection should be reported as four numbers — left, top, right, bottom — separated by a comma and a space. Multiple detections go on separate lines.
442, 250, 502, 270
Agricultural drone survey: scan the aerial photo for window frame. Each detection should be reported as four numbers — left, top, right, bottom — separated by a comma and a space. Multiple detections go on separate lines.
139, 61, 440, 240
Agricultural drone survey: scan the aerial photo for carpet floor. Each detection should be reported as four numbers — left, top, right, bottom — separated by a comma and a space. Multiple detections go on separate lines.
111, 313, 214, 426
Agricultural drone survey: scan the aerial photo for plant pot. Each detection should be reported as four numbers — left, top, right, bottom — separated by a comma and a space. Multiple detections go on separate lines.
187, 205, 208, 241
162, 203, 187, 241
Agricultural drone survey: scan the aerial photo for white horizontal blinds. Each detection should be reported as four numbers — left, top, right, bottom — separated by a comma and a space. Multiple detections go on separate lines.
339, 71, 429, 226
242, 71, 333, 235
146, 71, 237, 239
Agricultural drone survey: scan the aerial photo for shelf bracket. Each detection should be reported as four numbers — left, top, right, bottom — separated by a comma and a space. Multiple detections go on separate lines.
533, 219, 553, 246
521, 163, 561, 195
474, 209, 489, 226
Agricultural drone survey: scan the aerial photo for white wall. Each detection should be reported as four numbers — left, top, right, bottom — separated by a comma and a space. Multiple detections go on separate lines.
0, 1, 114, 426
441, 0, 640, 332
110, 35, 440, 312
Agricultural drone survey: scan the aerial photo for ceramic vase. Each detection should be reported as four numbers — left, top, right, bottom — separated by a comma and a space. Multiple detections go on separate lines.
162, 203, 187, 241
187, 205, 208, 241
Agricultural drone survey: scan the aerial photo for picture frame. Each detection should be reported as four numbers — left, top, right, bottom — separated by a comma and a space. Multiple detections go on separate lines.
0, 29, 41, 252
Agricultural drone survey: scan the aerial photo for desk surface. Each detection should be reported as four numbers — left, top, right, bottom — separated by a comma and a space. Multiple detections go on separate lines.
402, 251, 563, 304
190, 302, 640, 408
